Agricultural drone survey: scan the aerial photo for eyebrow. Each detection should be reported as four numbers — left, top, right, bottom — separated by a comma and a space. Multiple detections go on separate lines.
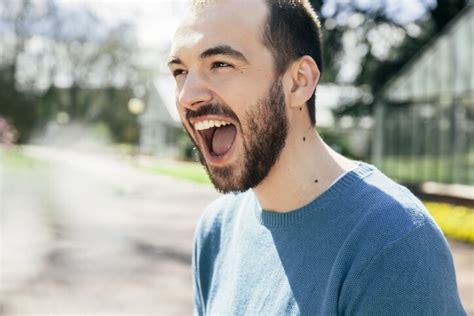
199, 45, 248, 63
167, 56, 183, 67
167, 45, 249, 68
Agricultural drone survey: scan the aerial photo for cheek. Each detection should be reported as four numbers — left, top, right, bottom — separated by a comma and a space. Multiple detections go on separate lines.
210, 76, 246, 101
210, 70, 271, 106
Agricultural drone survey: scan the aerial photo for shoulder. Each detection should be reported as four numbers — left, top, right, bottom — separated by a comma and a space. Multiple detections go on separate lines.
336, 163, 450, 280
348, 163, 435, 242
338, 165, 465, 313
193, 190, 253, 248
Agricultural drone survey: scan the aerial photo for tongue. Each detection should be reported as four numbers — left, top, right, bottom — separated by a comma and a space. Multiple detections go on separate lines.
211, 125, 236, 156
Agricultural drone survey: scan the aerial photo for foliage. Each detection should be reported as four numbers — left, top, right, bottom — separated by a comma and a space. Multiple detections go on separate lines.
177, 130, 199, 162
318, 127, 366, 160
0, 116, 18, 145
0, 0, 149, 144
0, 76, 37, 143
144, 161, 210, 185
309, 0, 468, 90
425, 202, 474, 244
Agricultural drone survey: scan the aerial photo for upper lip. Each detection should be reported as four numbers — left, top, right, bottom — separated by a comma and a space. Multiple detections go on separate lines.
189, 115, 236, 129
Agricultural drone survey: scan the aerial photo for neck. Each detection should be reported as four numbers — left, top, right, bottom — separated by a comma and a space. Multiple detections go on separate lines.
253, 128, 357, 213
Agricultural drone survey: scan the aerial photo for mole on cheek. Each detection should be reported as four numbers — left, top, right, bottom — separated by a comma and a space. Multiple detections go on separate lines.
303, 137, 306, 141
314, 179, 318, 183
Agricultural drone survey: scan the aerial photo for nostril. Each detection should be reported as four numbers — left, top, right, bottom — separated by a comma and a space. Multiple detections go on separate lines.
191, 100, 208, 108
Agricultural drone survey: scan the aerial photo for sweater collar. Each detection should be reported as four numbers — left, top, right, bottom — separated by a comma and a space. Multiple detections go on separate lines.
253, 161, 374, 228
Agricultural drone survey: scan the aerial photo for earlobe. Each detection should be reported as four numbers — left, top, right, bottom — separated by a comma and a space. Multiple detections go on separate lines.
288, 56, 320, 109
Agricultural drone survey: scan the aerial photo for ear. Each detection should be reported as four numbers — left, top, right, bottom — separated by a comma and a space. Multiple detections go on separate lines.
285, 56, 320, 109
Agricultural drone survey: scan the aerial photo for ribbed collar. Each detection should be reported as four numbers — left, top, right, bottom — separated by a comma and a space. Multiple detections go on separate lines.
253, 162, 374, 228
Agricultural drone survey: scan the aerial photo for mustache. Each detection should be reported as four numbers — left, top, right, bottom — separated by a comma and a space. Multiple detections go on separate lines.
185, 103, 239, 122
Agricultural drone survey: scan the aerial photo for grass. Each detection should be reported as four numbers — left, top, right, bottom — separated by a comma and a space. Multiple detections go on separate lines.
143, 160, 211, 185
381, 154, 474, 185
0, 146, 45, 170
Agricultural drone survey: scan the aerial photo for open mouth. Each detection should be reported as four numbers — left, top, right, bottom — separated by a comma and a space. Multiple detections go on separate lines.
193, 119, 237, 161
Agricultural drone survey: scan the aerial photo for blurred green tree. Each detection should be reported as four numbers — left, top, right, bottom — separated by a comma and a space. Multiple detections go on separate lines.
0, 0, 150, 144
309, 0, 468, 91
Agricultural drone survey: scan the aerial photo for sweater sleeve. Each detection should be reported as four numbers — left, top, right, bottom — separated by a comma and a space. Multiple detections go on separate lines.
341, 223, 466, 316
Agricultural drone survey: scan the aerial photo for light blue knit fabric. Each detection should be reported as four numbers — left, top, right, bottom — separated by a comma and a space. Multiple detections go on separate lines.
192, 162, 466, 315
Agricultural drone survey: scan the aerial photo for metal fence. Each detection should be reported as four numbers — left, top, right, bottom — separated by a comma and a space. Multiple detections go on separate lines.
372, 97, 474, 185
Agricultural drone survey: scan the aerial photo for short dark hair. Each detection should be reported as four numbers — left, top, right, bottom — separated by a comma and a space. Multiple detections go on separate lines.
189, 0, 323, 125
262, 0, 323, 125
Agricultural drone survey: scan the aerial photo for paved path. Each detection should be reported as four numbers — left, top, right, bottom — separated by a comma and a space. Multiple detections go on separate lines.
449, 239, 474, 315
0, 146, 472, 315
1, 147, 220, 315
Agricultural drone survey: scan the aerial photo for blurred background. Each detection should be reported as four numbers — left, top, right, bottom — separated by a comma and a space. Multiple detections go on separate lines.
0, 0, 473, 315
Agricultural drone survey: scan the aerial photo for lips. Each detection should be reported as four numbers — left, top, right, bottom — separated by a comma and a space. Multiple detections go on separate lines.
191, 118, 237, 163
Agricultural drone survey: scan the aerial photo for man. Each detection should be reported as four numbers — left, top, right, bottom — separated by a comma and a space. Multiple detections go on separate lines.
168, 0, 466, 314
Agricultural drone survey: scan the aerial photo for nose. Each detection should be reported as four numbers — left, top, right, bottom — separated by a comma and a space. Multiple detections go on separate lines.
177, 72, 213, 111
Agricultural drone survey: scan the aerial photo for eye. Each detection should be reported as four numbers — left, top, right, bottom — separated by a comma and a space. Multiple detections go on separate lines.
211, 61, 232, 69
172, 69, 187, 77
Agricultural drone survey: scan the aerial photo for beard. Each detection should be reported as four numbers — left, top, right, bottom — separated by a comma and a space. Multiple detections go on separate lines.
184, 79, 289, 193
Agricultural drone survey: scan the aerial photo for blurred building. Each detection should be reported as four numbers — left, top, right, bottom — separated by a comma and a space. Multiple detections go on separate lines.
372, 4, 473, 185
138, 76, 181, 156
336, 5, 473, 186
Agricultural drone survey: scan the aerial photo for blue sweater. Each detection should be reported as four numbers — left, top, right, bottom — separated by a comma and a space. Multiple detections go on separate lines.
192, 162, 466, 315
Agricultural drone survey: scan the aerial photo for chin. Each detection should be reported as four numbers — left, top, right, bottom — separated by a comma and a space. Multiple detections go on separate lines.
206, 163, 248, 194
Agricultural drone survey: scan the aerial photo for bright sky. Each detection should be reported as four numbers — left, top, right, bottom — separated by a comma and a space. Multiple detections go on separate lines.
58, 0, 434, 51
57, 0, 188, 51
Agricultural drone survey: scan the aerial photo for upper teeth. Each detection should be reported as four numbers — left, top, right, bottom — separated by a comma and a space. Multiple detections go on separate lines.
194, 120, 231, 131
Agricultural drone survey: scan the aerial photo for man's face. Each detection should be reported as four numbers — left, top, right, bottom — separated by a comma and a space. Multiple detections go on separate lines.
169, 0, 289, 193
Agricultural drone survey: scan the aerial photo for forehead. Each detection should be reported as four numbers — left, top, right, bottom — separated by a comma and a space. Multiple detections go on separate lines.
170, 0, 269, 59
